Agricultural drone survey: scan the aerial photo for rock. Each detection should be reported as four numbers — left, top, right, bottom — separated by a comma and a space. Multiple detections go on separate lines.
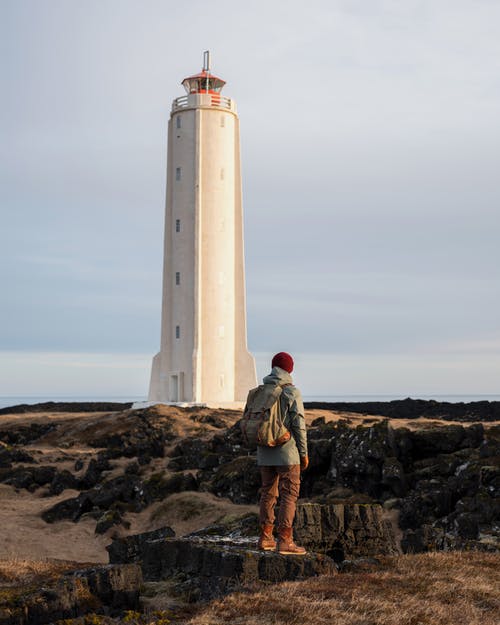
0, 423, 55, 444
304, 398, 500, 422
189, 513, 260, 539
48, 469, 79, 495
78, 456, 112, 489
107, 526, 176, 563
1, 465, 56, 492
0, 445, 36, 468
88, 410, 172, 461
95, 508, 124, 534
399, 483, 454, 529
168, 438, 210, 470
410, 425, 474, 458
142, 471, 198, 503
0, 564, 141, 625
119, 535, 336, 601
401, 524, 442, 553
381, 457, 408, 497
42, 493, 93, 523
0, 401, 132, 415
311, 416, 326, 426
125, 461, 141, 475
202, 455, 260, 504
42, 470, 198, 525
453, 513, 480, 539
32, 466, 57, 486
480, 465, 500, 494
294, 503, 399, 562
190, 412, 227, 428
327, 420, 398, 497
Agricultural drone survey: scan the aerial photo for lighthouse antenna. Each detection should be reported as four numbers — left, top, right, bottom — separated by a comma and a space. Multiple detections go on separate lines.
203, 50, 211, 72
203, 50, 211, 92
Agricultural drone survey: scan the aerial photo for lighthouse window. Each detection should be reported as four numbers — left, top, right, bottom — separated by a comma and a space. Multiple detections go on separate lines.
220, 116, 225, 127
175, 167, 181, 181
176, 116, 181, 129
220, 168, 225, 180
175, 219, 180, 232
175, 272, 180, 285
175, 325, 180, 339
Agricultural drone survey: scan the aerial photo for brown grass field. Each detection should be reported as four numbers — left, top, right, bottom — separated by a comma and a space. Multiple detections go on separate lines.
186, 551, 500, 625
1, 552, 499, 624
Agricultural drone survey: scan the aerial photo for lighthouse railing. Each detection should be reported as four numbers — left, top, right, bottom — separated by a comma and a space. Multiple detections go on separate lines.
172, 94, 234, 112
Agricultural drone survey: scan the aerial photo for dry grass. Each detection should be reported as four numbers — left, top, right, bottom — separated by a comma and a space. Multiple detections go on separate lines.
187, 552, 500, 625
0, 558, 79, 586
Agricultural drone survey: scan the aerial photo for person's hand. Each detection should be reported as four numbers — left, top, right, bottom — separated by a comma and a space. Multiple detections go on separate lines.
300, 455, 309, 471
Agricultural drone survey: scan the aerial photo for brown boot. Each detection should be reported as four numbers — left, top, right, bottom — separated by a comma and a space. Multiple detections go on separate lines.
258, 524, 277, 551
277, 527, 307, 555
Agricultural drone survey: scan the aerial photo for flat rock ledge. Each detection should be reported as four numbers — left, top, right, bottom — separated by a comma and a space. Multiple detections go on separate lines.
0, 564, 142, 625
107, 503, 398, 601
111, 535, 336, 601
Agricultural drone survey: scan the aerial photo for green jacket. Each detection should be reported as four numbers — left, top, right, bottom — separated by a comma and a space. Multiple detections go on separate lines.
256, 367, 308, 466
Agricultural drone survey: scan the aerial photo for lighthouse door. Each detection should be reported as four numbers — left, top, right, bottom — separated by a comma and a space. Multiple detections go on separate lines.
169, 372, 184, 402
170, 375, 178, 402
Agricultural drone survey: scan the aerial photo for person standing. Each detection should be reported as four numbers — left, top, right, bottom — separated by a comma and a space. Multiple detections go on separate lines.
256, 352, 309, 555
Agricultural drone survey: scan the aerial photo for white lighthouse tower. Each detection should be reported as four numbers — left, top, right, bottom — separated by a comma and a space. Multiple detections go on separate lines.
148, 52, 257, 405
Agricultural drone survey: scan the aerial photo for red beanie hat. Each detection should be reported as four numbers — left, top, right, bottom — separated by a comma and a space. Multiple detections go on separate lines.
271, 352, 294, 373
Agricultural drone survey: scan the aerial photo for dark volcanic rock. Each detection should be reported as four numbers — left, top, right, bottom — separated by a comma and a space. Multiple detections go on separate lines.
191, 503, 399, 563
409, 424, 484, 458
88, 410, 173, 461
202, 455, 260, 504
304, 398, 500, 422
0, 564, 141, 625
48, 469, 79, 495
0, 465, 57, 491
116, 535, 336, 601
42, 471, 198, 523
0, 423, 55, 445
107, 526, 176, 563
0, 401, 132, 415
78, 456, 112, 489
325, 420, 398, 498
142, 471, 198, 502
0, 446, 35, 468
294, 503, 399, 562
95, 508, 125, 534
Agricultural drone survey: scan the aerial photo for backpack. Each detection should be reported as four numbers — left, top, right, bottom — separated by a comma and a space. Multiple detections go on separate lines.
240, 383, 291, 448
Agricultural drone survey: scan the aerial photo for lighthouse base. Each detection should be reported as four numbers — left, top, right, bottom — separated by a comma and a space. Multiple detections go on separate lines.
132, 400, 245, 410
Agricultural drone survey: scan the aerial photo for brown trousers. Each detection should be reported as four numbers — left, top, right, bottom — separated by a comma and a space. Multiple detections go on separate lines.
259, 465, 301, 529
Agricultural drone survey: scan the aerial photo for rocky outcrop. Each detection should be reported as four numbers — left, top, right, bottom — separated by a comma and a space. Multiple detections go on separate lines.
106, 503, 396, 600
302, 420, 499, 552
0, 564, 142, 625
41, 471, 198, 525
0, 401, 132, 415
304, 398, 500, 422
0, 424, 55, 445
87, 410, 175, 462
294, 503, 399, 561
2, 401, 497, 554
110, 534, 336, 601
107, 526, 176, 563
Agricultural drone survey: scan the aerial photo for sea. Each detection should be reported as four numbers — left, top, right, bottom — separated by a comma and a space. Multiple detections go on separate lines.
1, 394, 499, 410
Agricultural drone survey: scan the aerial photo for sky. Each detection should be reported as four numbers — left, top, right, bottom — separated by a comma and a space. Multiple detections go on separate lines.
1, 0, 499, 399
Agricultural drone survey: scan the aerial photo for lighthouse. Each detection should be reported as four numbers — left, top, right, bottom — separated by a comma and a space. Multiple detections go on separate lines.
148, 52, 257, 405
